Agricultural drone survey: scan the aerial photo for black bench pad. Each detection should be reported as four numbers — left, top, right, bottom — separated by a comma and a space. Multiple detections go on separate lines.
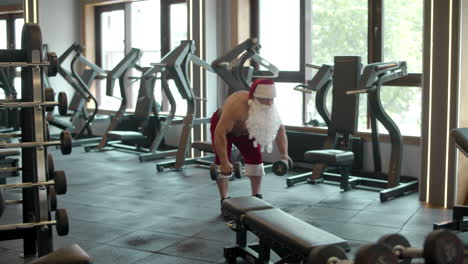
0, 149, 20, 158
222, 196, 274, 221
304, 149, 354, 166
451, 128, 468, 157
245, 208, 349, 256
107, 131, 145, 142
31, 244, 91, 264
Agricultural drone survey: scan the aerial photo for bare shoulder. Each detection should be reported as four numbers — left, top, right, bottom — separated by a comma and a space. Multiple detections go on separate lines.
221, 91, 249, 120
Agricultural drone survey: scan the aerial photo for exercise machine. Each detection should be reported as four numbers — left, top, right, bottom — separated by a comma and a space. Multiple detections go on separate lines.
83, 48, 145, 152
286, 57, 418, 202
434, 128, 468, 235
293, 63, 333, 127
143, 40, 214, 168
49, 43, 105, 146
212, 38, 279, 94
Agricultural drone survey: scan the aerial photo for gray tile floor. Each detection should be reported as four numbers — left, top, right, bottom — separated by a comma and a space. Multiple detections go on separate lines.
0, 148, 454, 263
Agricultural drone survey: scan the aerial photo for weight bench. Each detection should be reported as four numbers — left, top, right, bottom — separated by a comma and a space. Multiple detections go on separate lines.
31, 244, 91, 264
222, 196, 349, 263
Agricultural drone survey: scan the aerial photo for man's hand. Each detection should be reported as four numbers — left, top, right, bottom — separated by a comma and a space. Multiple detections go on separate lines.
220, 161, 233, 176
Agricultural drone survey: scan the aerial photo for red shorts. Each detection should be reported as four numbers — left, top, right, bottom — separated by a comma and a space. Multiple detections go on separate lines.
210, 109, 262, 165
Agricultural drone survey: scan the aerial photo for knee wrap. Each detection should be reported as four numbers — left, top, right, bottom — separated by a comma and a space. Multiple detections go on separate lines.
245, 163, 265, 177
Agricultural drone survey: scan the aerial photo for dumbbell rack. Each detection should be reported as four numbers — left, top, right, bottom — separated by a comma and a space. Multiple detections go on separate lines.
0, 23, 70, 257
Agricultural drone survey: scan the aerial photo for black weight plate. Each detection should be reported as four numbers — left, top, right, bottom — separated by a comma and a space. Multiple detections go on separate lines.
210, 163, 218, 181
47, 52, 58, 77
423, 230, 463, 264
44, 88, 55, 112
354, 243, 398, 264
45, 122, 50, 142
53, 170, 67, 195
273, 160, 288, 176
377, 233, 411, 264
47, 153, 55, 180
57, 92, 68, 116
49, 186, 57, 211
60, 131, 72, 155
55, 208, 69, 236
0, 188, 5, 218
234, 162, 243, 179
306, 245, 348, 264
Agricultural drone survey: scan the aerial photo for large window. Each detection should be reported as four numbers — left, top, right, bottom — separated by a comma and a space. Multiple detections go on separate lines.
253, 0, 423, 136
256, 0, 303, 127
0, 19, 7, 49
95, 4, 125, 110
94, 0, 188, 113
0, 14, 24, 99
168, 1, 188, 115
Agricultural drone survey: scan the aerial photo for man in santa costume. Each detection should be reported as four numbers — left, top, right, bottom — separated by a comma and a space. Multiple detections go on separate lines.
210, 79, 289, 205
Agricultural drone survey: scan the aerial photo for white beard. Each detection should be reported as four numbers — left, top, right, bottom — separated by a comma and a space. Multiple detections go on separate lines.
245, 99, 282, 153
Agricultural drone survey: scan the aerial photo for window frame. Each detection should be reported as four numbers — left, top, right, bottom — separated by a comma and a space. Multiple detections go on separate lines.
0, 13, 23, 49
94, 3, 126, 68
250, 0, 423, 136
93, 0, 187, 111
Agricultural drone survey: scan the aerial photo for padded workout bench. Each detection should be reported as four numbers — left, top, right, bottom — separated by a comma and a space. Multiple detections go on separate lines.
222, 196, 349, 263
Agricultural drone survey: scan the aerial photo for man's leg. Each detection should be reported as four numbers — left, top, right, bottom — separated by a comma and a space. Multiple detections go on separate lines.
216, 177, 230, 199
234, 135, 264, 197
244, 163, 264, 196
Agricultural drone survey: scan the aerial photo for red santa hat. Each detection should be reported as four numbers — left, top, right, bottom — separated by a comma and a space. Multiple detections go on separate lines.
248, 79, 277, 105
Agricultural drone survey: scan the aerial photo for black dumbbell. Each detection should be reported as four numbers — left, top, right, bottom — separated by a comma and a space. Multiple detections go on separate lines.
233, 162, 244, 179
46, 52, 58, 77
210, 162, 243, 181
378, 230, 464, 264
307, 245, 350, 264
307, 244, 398, 264
0, 91, 68, 116
0, 170, 67, 195
0, 130, 72, 155
272, 158, 293, 176
0, 208, 69, 236
44, 88, 68, 116
0, 186, 57, 218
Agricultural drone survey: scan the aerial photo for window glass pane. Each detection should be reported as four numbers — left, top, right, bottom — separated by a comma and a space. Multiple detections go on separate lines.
276, 82, 302, 126
258, 0, 300, 71
98, 9, 125, 110
14, 18, 24, 49
383, 0, 423, 73
0, 20, 7, 49
310, 1, 367, 65
130, 0, 162, 111
170, 3, 187, 50
131, 0, 161, 67
378, 86, 421, 137
169, 3, 187, 116
100, 10, 125, 70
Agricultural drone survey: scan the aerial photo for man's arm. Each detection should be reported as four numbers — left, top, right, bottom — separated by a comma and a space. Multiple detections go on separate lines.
214, 116, 235, 174
275, 125, 289, 159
